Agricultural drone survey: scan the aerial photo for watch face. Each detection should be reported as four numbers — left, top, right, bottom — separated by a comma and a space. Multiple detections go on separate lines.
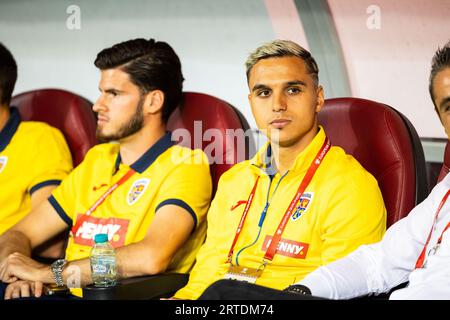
54, 259, 66, 268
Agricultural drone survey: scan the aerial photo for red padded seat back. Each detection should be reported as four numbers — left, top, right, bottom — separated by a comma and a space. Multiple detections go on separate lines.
319, 98, 428, 227
11, 89, 97, 166
168, 92, 254, 194
437, 141, 450, 183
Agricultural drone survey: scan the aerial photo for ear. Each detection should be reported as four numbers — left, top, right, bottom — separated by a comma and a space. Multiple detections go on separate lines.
143, 90, 165, 115
315, 85, 324, 113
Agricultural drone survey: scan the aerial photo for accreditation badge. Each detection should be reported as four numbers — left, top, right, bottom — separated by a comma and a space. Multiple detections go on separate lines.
223, 265, 263, 284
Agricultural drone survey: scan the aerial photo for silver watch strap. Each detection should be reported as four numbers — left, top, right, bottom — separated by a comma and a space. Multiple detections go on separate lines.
52, 259, 67, 287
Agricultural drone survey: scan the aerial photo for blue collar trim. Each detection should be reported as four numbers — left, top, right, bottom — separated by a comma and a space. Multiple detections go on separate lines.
0, 107, 21, 153
114, 131, 175, 174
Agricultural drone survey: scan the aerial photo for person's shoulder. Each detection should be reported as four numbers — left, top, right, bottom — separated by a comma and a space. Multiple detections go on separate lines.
216, 159, 253, 183
325, 146, 377, 184
16, 121, 70, 152
170, 145, 208, 161
441, 172, 450, 184
81, 142, 118, 163
325, 146, 360, 170
85, 142, 117, 155
427, 172, 450, 201
163, 145, 210, 168
18, 120, 62, 138
164, 145, 253, 180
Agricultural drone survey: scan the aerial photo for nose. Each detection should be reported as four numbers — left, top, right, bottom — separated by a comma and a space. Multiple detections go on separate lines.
92, 94, 106, 113
272, 91, 287, 112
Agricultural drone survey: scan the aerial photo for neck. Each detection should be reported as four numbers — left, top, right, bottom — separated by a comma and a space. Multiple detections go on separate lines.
271, 126, 319, 175
119, 122, 166, 166
0, 106, 10, 132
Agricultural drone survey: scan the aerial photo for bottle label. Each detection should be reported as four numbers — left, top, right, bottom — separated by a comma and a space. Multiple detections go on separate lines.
91, 254, 117, 287
92, 264, 107, 273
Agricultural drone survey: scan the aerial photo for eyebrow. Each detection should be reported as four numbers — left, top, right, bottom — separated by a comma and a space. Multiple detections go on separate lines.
251, 80, 307, 92
99, 87, 124, 94
286, 80, 307, 87
251, 84, 269, 92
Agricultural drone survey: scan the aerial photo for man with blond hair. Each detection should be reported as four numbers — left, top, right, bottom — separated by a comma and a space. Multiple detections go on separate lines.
201, 41, 450, 300
174, 39, 386, 300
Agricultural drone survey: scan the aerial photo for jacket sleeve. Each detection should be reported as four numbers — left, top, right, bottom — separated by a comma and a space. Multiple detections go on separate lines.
299, 180, 441, 299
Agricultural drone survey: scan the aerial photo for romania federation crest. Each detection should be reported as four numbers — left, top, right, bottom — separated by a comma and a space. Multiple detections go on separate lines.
0, 156, 7, 174
291, 192, 314, 221
127, 178, 150, 205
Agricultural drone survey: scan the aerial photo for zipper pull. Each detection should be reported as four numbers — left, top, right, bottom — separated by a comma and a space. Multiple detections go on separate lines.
258, 203, 269, 227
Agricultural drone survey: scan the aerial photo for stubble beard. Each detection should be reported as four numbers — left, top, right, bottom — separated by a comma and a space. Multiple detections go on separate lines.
96, 97, 145, 143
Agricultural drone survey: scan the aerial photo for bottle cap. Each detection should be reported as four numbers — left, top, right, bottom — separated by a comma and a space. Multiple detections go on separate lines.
94, 233, 108, 244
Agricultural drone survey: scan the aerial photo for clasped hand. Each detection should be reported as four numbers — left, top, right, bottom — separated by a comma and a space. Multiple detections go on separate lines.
0, 252, 51, 299
0, 252, 48, 284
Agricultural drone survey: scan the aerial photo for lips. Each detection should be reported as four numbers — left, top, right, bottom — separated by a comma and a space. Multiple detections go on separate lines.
97, 115, 109, 125
270, 118, 291, 129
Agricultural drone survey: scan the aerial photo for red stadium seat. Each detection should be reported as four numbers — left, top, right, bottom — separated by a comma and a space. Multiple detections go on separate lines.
437, 141, 450, 183
319, 98, 428, 227
11, 88, 97, 166
168, 91, 254, 193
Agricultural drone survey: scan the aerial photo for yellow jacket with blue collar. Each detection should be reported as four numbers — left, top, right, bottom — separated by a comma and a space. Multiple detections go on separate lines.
175, 126, 386, 299
0, 107, 72, 235
50, 132, 212, 296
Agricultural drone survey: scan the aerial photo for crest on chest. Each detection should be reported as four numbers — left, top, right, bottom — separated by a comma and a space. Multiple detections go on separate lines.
127, 178, 150, 205
291, 192, 314, 221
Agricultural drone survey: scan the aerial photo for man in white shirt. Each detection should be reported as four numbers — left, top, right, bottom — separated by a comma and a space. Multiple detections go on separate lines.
297, 41, 450, 300
199, 41, 450, 300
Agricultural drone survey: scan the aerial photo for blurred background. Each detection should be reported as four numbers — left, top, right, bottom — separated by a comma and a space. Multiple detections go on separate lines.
1, 0, 449, 181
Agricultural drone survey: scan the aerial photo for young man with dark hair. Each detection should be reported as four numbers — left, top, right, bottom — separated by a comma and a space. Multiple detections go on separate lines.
0, 43, 72, 248
200, 41, 450, 300
173, 40, 386, 300
0, 38, 212, 299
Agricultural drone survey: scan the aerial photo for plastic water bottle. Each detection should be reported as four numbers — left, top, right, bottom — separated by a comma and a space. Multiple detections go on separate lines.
90, 233, 117, 287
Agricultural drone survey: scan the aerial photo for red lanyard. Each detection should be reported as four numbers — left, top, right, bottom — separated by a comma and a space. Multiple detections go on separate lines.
415, 189, 450, 269
226, 138, 331, 264
71, 168, 136, 233
226, 176, 260, 263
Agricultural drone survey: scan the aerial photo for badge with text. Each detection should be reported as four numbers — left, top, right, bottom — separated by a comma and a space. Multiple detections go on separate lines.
223, 265, 263, 284
71, 214, 130, 248
127, 178, 150, 205
291, 192, 314, 221
262, 235, 309, 259
0, 156, 8, 174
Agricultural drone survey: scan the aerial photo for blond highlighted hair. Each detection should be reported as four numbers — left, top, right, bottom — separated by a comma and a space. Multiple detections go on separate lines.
245, 39, 319, 85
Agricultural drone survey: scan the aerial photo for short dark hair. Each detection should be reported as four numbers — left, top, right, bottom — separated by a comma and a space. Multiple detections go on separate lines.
0, 43, 18, 106
429, 41, 450, 111
94, 38, 184, 123
245, 40, 319, 86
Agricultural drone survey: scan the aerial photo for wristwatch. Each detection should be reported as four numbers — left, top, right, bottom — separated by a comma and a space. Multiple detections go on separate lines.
283, 284, 312, 295
51, 259, 68, 287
